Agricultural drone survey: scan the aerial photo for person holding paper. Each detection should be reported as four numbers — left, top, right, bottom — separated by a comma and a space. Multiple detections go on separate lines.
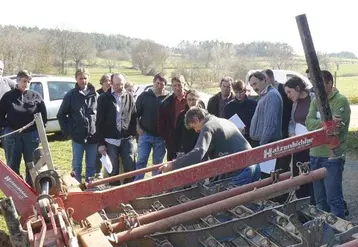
284, 76, 315, 202
224, 80, 257, 144
96, 73, 137, 185
159, 107, 261, 186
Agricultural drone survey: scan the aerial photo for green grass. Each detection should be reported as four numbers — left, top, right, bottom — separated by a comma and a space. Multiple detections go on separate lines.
335, 77, 358, 103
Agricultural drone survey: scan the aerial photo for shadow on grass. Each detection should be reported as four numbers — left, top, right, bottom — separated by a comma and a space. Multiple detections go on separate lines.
46, 133, 69, 143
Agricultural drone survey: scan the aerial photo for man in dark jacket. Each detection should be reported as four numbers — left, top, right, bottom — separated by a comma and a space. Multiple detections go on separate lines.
96, 73, 137, 184
95, 73, 112, 178
160, 107, 261, 186
135, 73, 169, 180
158, 75, 187, 161
207, 76, 235, 117
224, 80, 257, 144
0, 70, 47, 186
57, 68, 98, 182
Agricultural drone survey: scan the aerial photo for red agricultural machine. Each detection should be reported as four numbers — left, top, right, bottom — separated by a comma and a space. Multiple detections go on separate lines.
1, 14, 358, 247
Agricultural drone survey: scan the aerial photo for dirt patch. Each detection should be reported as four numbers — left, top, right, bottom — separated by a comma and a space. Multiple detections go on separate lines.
343, 159, 358, 223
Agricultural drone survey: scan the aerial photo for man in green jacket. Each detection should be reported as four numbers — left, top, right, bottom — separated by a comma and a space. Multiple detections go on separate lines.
306, 70, 350, 219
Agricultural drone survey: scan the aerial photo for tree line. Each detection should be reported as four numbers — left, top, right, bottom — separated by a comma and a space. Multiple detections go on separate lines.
0, 25, 356, 84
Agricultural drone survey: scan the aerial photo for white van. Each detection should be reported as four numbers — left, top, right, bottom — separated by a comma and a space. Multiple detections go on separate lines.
245, 69, 312, 97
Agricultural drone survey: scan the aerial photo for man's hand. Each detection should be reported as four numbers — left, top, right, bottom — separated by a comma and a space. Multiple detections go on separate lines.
159, 162, 174, 173
98, 145, 106, 155
333, 115, 344, 128
137, 127, 144, 136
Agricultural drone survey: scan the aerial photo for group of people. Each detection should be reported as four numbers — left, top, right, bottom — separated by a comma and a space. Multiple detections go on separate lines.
0, 59, 351, 219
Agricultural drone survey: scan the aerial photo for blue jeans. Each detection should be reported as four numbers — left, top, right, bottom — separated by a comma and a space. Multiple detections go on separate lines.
2, 129, 39, 186
310, 156, 345, 218
232, 164, 261, 186
135, 133, 166, 180
106, 137, 136, 185
72, 141, 97, 182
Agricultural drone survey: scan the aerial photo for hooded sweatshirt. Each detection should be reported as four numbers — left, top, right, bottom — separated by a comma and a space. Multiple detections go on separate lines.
306, 88, 350, 158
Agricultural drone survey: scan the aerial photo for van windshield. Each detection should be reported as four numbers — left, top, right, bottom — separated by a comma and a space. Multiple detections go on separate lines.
48, 81, 76, 101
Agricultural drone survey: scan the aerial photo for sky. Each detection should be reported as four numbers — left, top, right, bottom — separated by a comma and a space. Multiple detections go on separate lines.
1, 0, 357, 55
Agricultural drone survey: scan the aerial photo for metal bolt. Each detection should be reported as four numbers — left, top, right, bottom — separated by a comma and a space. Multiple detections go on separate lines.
244, 227, 256, 239
346, 223, 354, 230
207, 217, 215, 224
206, 239, 218, 247
326, 214, 337, 224
259, 238, 271, 247
309, 206, 317, 215
235, 207, 243, 215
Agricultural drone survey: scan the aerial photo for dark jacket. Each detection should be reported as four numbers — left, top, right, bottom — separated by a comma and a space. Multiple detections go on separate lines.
173, 115, 251, 172
96, 90, 136, 146
57, 83, 98, 144
158, 93, 206, 148
277, 83, 293, 138
158, 93, 182, 147
96, 88, 107, 95
175, 106, 200, 154
0, 88, 47, 132
224, 96, 257, 143
136, 89, 168, 136
207, 92, 235, 117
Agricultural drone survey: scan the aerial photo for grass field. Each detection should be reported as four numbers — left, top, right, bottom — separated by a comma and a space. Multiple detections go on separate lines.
0, 61, 358, 233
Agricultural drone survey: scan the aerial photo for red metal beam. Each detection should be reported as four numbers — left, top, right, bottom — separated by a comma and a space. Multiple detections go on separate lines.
61, 129, 335, 222
87, 164, 161, 189
102, 172, 291, 234
339, 239, 358, 247
0, 159, 37, 218
114, 168, 327, 243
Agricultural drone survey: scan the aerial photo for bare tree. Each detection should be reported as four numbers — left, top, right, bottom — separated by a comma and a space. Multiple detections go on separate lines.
51, 28, 73, 74
131, 40, 169, 75
0, 27, 24, 74
208, 42, 236, 80
317, 52, 332, 70
266, 42, 294, 69
69, 32, 96, 69
99, 49, 122, 72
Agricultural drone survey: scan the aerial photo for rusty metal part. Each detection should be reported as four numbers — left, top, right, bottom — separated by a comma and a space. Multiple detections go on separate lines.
114, 168, 326, 243
87, 164, 162, 189
0, 159, 37, 220
339, 239, 358, 247
136, 172, 290, 227
62, 129, 329, 222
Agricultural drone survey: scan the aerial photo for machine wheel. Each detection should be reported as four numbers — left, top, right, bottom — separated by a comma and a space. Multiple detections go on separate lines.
0, 230, 12, 247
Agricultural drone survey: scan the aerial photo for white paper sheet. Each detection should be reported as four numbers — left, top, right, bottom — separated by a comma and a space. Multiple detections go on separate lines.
295, 123, 308, 135
100, 153, 113, 174
259, 159, 276, 174
229, 114, 246, 129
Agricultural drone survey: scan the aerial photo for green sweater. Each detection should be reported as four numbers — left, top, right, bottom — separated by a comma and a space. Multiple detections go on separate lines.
305, 89, 351, 158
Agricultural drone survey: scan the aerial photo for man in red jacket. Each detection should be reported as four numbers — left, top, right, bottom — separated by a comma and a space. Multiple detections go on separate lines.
158, 75, 187, 161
